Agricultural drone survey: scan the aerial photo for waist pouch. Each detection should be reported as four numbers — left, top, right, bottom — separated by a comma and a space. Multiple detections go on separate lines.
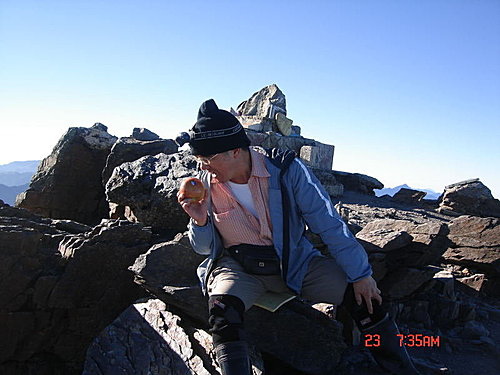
227, 244, 281, 275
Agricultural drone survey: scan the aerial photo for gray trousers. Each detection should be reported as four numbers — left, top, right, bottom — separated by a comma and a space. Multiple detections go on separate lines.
207, 254, 348, 311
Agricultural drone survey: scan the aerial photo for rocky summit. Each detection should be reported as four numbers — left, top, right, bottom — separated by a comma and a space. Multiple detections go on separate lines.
1, 85, 499, 375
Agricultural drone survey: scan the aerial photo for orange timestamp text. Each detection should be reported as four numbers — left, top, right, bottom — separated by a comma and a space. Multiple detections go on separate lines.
364, 334, 440, 347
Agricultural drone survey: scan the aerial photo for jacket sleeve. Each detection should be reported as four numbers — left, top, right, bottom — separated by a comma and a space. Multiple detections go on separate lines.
187, 217, 215, 256
288, 159, 372, 283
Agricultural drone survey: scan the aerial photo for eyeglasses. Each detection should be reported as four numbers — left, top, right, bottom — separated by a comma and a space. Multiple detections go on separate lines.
195, 152, 224, 165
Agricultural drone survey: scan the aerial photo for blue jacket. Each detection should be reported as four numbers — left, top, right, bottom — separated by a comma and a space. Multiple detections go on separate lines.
188, 148, 372, 295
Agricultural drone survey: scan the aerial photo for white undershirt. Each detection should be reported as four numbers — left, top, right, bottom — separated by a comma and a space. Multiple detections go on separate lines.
226, 181, 258, 218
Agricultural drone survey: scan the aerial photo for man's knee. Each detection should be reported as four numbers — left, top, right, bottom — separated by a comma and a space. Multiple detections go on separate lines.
302, 257, 349, 305
208, 294, 246, 346
333, 278, 348, 305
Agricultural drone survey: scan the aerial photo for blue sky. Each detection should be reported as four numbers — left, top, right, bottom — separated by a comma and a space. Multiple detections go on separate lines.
1, 0, 499, 197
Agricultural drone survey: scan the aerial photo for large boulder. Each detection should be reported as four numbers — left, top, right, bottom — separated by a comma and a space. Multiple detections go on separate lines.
438, 179, 500, 218
237, 84, 287, 119
105, 151, 196, 235
84, 299, 264, 375
331, 171, 383, 196
356, 219, 449, 265
0, 201, 90, 374
378, 265, 442, 300
442, 216, 500, 296
392, 188, 426, 204
130, 233, 207, 321
132, 127, 161, 141
355, 219, 449, 297
236, 84, 298, 139
16, 123, 117, 225
0, 200, 152, 374
102, 130, 178, 184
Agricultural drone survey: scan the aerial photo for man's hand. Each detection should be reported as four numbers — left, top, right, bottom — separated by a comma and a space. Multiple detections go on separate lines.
353, 276, 382, 314
177, 189, 208, 226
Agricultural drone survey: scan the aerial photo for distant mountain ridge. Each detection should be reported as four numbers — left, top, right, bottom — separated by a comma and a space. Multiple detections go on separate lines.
0, 160, 40, 205
0, 160, 40, 173
0, 172, 37, 187
375, 184, 441, 200
0, 183, 29, 205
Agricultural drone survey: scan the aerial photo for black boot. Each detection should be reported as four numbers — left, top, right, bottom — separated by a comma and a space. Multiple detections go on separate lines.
341, 284, 420, 375
362, 314, 420, 375
215, 340, 252, 375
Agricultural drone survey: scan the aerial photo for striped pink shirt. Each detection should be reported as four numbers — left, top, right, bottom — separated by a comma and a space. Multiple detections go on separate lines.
210, 148, 273, 248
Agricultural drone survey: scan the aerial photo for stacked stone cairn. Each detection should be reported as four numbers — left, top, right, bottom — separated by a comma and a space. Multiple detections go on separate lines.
235, 84, 344, 197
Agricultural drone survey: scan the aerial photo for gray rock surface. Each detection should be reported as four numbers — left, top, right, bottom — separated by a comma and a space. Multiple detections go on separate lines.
300, 143, 334, 171
356, 222, 415, 252
275, 112, 293, 136
130, 233, 207, 321
438, 179, 500, 218
132, 127, 161, 141
102, 135, 178, 185
378, 266, 441, 300
311, 168, 344, 197
332, 171, 384, 195
84, 298, 264, 375
354, 219, 449, 295
392, 188, 426, 203
237, 84, 287, 118
443, 215, 500, 296
16, 123, 117, 225
106, 151, 196, 234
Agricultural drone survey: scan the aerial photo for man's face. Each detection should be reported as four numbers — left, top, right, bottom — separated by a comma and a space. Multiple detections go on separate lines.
196, 151, 234, 183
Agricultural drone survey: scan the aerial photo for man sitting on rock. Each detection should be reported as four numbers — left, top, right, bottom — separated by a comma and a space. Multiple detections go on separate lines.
177, 99, 420, 375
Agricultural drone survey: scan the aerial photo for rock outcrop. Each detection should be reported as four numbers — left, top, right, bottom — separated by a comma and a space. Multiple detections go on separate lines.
0, 201, 152, 375
331, 171, 384, 196
102, 129, 178, 184
392, 187, 427, 204
83, 299, 264, 375
236, 84, 288, 132
442, 215, 500, 297
353, 219, 450, 298
105, 151, 197, 235
16, 123, 117, 225
132, 127, 161, 141
438, 179, 500, 218
102, 129, 178, 220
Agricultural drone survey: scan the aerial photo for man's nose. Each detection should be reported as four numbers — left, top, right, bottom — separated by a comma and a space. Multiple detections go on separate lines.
200, 163, 210, 171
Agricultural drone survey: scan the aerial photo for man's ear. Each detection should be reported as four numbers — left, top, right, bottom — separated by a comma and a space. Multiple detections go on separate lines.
231, 148, 241, 158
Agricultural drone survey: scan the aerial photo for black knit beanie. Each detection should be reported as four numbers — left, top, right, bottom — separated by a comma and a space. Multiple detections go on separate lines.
189, 99, 250, 156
